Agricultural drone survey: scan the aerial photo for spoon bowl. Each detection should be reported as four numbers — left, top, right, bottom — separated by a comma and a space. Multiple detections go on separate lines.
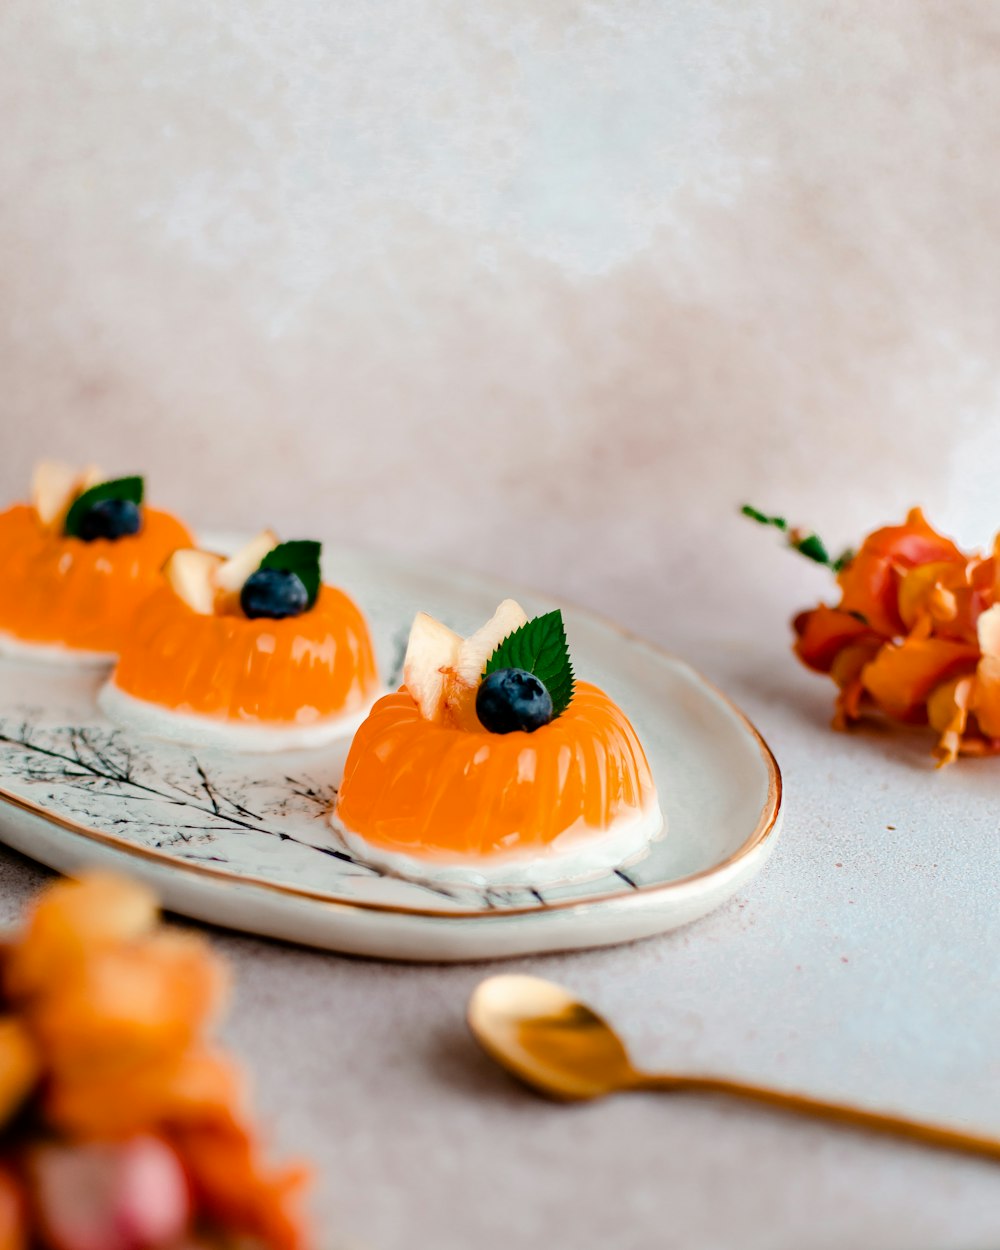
468, 974, 638, 1100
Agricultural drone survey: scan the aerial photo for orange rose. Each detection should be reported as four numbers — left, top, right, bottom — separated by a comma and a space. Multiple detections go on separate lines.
751, 505, 1000, 763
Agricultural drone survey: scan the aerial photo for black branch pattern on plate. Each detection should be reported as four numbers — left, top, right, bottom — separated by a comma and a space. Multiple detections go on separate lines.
0, 720, 375, 870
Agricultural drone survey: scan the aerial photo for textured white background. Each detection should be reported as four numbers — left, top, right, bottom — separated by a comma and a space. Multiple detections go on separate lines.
2, 3, 1000, 1247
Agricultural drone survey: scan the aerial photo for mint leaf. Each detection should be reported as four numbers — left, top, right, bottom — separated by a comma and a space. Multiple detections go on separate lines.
64, 476, 144, 537
258, 540, 322, 608
483, 609, 575, 718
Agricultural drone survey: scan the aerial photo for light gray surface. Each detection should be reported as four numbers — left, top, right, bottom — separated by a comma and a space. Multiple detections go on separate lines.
2, 2, 1000, 1244
1, 593, 998, 1248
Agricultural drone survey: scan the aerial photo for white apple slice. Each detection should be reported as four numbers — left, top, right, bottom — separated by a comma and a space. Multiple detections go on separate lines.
163, 549, 224, 615
78, 463, 103, 492
32, 461, 85, 528
455, 599, 528, 687
214, 529, 279, 595
32, 462, 107, 529
403, 611, 462, 721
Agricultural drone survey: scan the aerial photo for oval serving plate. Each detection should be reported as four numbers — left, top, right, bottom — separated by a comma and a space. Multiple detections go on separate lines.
0, 545, 782, 962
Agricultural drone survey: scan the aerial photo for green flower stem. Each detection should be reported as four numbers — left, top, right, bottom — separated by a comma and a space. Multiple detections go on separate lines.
741, 504, 853, 573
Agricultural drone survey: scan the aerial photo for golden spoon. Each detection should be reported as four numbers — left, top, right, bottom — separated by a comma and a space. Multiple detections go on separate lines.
468, 974, 1000, 1163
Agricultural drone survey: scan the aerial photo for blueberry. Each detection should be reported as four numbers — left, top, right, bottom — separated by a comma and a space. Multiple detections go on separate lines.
476, 668, 554, 734
75, 498, 142, 542
240, 567, 309, 620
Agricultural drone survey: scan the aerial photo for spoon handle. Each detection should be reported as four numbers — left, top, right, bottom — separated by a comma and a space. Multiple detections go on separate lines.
638, 1074, 1000, 1163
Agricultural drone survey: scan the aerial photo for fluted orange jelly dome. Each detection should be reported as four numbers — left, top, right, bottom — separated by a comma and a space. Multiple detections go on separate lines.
111, 584, 379, 723
0, 504, 192, 655
335, 681, 657, 861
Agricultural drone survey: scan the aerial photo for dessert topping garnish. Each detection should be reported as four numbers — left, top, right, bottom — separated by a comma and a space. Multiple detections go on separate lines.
32, 461, 102, 529
403, 602, 575, 729
482, 609, 575, 723
240, 567, 310, 620
163, 549, 223, 616
240, 540, 321, 619
404, 601, 529, 727
256, 540, 321, 609
64, 477, 144, 542
476, 667, 554, 733
215, 529, 278, 597
164, 534, 322, 619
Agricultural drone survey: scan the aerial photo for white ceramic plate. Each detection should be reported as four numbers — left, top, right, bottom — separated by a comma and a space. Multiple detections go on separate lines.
0, 546, 782, 961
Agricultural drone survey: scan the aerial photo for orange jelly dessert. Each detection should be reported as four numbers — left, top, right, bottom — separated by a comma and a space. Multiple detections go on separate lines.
334, 601, 663, 885
0, 463, 192, 662
99, 531, 380, 751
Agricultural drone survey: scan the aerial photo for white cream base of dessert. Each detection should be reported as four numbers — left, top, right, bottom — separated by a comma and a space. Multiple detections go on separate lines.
332, 799, 666, 889
98, 679, 381, 754
0, 630, 115, 668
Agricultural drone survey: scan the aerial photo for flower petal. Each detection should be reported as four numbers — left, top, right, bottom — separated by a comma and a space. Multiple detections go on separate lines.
44, 1048, 242, 1140
829, 640, 883, 726
837, 509, 967, 637
861, 638, 980, 721
793, 606, 881, 673
977, 603, 1000, 658
31, 931, 228, 1082
171, 1120, 310, 1250
927, 675, 974, 766
29, 1136, 190, 1250
971, 654, 1000, 739
0, 1168, 26, 1250
0, 1019, 39, 1129
5, 875, 157, 1003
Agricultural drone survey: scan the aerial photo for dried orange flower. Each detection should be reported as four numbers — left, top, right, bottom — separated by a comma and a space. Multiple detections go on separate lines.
748, 505, 1000, 765
0, 872, 311, 1249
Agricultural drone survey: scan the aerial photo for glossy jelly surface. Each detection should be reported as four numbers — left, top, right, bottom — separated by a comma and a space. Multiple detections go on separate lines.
113, 584, 379, 722
335, 681, 656, 858
0, 504, 193, 653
